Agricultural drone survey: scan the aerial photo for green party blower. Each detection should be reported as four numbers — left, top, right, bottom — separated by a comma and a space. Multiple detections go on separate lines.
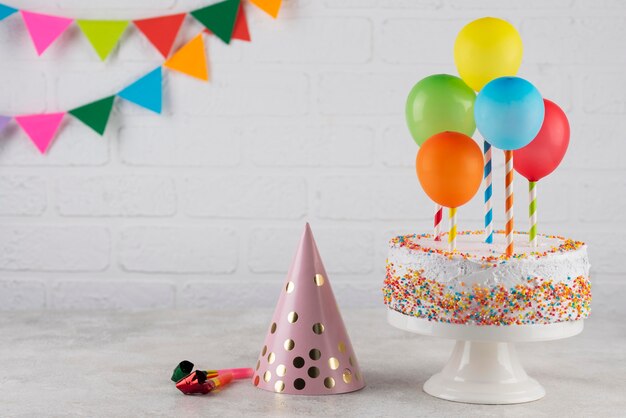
171, 360, 253, 383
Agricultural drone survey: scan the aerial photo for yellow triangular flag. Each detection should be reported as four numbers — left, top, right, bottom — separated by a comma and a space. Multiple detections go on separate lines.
250, 0, 282, 18
77, 20, 129, 61
164, 34, 208, 81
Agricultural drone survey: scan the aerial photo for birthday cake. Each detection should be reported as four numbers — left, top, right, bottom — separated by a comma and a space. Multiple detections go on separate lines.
383, 231, 591, 326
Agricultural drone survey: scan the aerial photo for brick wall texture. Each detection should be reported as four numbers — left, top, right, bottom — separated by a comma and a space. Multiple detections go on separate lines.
0, 0, 623, 312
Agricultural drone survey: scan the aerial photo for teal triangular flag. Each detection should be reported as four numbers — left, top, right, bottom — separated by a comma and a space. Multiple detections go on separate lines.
0, 4, 17, 21
118, 67, 162, 114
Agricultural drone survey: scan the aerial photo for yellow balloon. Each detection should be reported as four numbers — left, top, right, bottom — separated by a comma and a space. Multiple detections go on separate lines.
454, 17, 523, 91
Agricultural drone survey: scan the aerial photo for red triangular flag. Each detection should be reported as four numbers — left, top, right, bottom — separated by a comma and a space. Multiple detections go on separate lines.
232, 3, 250, 42
203, 3, 250, 42
134, 13, 186, 58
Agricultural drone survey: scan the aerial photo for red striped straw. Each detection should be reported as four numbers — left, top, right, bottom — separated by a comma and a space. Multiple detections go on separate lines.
434, 204, 443, 241
504, 150, 514, 257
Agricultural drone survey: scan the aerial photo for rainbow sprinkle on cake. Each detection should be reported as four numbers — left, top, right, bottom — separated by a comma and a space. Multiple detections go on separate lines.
383, 231, 591, 326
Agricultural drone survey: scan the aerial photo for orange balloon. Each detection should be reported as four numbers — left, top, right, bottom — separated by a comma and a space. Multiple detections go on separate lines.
416, 132, 483, 208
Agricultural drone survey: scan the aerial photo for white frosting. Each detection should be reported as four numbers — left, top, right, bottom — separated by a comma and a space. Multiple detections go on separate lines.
388, 233, 590, 290
384, 232, 591, 325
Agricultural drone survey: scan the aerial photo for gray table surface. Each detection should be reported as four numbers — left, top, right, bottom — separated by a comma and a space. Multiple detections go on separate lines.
1, 309, 624, 417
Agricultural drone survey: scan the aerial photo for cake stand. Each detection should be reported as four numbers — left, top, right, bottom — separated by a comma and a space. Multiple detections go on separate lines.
387, 309, 584, 404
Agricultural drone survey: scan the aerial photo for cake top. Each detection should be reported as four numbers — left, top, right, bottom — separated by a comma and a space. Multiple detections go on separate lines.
390, 230, 585, 265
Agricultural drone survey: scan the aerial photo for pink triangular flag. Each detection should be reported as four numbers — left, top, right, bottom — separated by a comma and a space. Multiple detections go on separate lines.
15, 113, 65, 154
21, 11, 73, 55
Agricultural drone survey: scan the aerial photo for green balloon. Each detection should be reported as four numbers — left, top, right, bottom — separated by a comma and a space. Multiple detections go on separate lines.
405, 74, 476, 146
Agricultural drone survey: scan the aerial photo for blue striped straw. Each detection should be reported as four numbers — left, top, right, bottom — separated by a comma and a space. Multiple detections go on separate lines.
484, 141, 493, 244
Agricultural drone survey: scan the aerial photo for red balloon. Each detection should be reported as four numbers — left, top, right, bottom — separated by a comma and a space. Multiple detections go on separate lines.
513, 99, 569, 182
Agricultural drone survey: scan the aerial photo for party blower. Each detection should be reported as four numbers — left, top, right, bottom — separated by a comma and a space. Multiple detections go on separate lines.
176, 371, 234, 395
171, 360, 253, 383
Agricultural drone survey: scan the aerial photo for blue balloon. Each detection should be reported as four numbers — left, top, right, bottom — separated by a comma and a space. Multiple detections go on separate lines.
474, 77, 545, 151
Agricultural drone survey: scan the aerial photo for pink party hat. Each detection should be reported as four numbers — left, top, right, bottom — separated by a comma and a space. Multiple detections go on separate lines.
253, 223, 365, 395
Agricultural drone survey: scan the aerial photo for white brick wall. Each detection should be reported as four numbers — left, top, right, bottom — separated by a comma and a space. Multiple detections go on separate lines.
0, 0, 624, 312
57, 176, 177, 216
118, 226, 239, 273
0, 226, 110, 271
0, 176, 47, 216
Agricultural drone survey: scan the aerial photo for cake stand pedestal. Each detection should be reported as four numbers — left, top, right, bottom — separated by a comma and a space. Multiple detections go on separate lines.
387, 309, 584, 404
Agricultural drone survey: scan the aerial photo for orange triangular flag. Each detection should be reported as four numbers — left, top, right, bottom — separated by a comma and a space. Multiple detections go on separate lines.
164, 33, 208, 81
249, 0, 281, 18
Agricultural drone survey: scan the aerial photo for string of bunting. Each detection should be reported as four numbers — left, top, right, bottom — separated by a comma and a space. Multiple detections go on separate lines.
0, 0, 282, 154
0, 0, 281, 57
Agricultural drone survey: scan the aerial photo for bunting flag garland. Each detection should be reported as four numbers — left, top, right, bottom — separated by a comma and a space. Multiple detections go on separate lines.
68, 96, 116, 135
134, 13, 186, 58
0, 0, 279, 57
21, 11, 73, 55
5, 64, 161, 154
15, 113, 65, 154
250, 0, 282, 18
0, 4, 16, 21
0, 1, 284, 155
77, 20, 129, 61
0, 115, 10, 132
191, 0, 240, 44
118, 67, 163, 114
164, 34, 208, 81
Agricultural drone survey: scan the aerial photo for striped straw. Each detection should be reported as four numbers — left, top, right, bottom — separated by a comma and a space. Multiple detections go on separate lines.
434, 204, 443, 241
483, 141, 493, 244
504, 150, 514, 257
448, 207, 457, 252
529, 181, 537, 247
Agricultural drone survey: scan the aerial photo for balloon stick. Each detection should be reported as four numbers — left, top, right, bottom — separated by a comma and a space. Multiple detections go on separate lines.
448, 207, 457, 252
529, 181, 537, 247
483, 141, 493, 244
505, 150, 514, 257
434, 204, 443, 241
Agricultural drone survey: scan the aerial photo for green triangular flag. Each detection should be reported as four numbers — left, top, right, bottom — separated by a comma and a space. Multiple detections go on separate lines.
69, 96, 115, 135
77, 20, 129, 60
191, 0, 240, 44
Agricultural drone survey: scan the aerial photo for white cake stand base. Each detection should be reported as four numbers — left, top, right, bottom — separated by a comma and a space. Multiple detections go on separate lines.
387, 309, 584, 405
